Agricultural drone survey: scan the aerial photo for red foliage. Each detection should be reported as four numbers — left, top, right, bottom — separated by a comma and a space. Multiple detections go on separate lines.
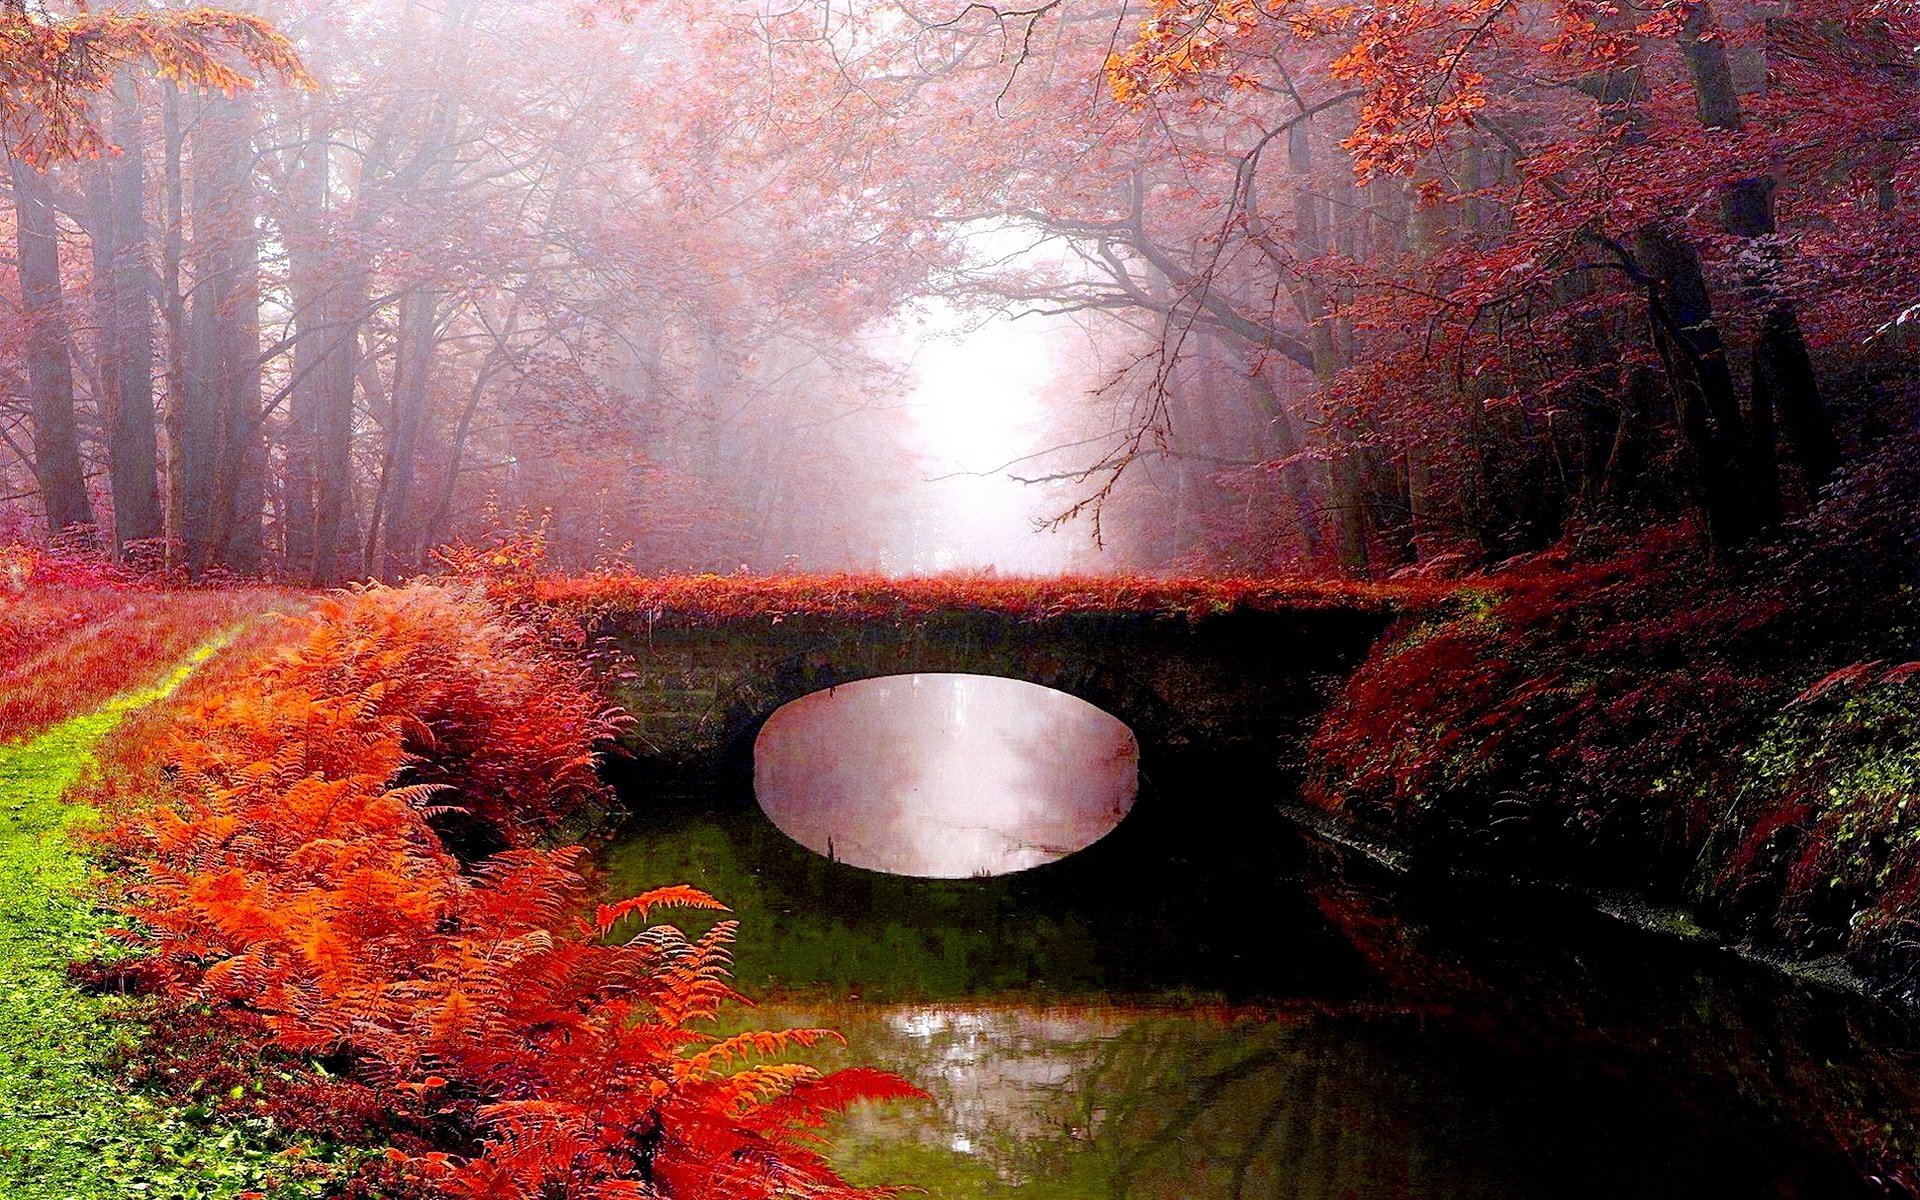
515, 567, 1421, 625
243, 586, 623, 852
95, 584, 920, 1199
1304, 528, 1793, 873
1305, 439, 1920, 989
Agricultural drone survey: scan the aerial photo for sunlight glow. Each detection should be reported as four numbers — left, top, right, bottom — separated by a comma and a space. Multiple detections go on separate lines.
898, 303, 1086, 573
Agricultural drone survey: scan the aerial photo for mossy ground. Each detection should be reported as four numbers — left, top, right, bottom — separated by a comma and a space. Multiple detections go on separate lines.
0, 639, 354, 1200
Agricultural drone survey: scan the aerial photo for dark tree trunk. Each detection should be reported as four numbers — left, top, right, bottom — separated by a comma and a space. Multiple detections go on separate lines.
1634, 220, 1767, 549
218, 191, 265, 574
283, 132, 364, 585
1290, 119, 1369, 576
369, 288, 438, 578
1245, 366, 1325, 563
160, 82, 189, 566
10, 157, 94, 537
1755, 305, 1838, 492
1679, 2, 1839, 499
183, 93, 264, 575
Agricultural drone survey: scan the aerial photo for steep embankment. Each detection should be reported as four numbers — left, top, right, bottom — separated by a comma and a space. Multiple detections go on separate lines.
1302, 444, 1920, 1005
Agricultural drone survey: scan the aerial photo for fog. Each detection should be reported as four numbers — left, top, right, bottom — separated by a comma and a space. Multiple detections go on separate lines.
896, 306, 1092, 574
2, 0, 1911, 580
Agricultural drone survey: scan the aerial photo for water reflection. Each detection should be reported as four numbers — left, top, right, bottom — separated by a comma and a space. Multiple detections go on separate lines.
791, 1001, 1879, 1200
602, 721, 1920, 1197
753, 673, 1138, 877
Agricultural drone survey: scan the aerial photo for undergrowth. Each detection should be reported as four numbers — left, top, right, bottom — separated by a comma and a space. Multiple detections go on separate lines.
0, 543, 289, 743
0, 636, 356, 1199
1707, 673, 1920, 994
1305, 435, 1920, 997
81, 584, 919, 1199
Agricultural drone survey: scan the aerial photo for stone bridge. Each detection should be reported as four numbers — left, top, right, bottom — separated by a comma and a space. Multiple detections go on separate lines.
581, 601, 1394, 778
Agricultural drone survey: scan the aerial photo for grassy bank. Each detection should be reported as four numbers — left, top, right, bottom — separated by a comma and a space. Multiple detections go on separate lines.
0, 637, 348, 1200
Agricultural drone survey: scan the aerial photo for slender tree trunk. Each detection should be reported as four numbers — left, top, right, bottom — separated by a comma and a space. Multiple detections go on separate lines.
1245, 366, 1325, 563
10, 157, 94, 537
161, 83, 192, 568
283, 131, 364, 585
86, 159, 120, 508
183, 93, 264, 574
219, 181, 265, 574
1290, 118, 1368, 576
1634, 221, 1765, 549
102, 76, 161, 549
1336, 160, 1414, 566
370, 288, 438, 578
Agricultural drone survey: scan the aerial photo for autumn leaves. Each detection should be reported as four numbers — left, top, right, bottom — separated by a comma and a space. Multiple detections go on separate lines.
88, 585, 916, 1199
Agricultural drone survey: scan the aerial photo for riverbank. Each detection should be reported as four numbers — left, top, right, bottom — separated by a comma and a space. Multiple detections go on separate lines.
0, 579, 917, 1200
1299, 441, 1920, 1018
0, 635, 357, 1200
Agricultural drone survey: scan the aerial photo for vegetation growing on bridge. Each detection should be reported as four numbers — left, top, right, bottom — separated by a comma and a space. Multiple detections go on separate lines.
439, 527, 1427, 625
525, 570, 1419, 624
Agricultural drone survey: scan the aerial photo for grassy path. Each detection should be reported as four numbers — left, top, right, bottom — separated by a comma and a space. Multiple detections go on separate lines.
0, 638, 327, 1200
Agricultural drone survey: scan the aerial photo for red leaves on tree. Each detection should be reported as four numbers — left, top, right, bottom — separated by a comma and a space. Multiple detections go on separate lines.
0, 5, 309, 164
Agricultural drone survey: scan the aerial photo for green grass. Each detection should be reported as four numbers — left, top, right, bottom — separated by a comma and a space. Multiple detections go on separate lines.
0, 638, 352, 1200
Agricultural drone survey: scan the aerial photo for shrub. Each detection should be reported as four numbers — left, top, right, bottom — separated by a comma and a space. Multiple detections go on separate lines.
98, 584, 918, 1199
1303, 435, 1920, 983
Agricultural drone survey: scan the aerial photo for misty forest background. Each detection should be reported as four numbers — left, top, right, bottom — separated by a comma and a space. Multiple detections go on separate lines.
2, 0, 1918, 583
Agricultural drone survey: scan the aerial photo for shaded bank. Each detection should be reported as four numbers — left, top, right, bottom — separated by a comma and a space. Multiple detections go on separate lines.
1302, 443, 1920, 1024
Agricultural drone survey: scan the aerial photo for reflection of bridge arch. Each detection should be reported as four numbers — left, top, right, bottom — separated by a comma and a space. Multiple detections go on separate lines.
588, 608, 1390, 774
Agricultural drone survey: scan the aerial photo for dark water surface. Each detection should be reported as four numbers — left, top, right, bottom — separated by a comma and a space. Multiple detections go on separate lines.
597, 675, 1920, 1199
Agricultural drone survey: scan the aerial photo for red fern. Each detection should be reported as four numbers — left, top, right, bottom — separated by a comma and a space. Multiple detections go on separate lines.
94, 583, 921, 1198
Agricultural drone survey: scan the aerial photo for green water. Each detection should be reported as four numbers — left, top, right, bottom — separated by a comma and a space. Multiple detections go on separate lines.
596, 764, 1920, 1199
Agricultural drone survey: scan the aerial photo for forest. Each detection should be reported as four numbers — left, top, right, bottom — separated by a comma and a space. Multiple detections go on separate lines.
0, 0, 1910, 577
4, 0, 1920, 1196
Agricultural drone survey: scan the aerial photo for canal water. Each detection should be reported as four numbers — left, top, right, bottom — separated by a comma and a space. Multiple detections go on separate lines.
596, 675, 1920, 1199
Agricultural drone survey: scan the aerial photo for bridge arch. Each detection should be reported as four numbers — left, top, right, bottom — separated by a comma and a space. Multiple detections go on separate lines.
589, 606, 1390, 779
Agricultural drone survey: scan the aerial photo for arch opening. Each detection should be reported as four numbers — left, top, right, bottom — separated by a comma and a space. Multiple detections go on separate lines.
752, 672, 1140, 878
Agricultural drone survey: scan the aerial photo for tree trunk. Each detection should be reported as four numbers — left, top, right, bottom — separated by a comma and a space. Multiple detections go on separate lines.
1679, 2, 1839, 499
101, 76, 162, 549
1245, 366, 1325, 563
183, 93, 264, 575
282, 131, 364, 585
10, 157, 94, 538
1634, 220, 1766, 549
161, 83, 195, 569
369, 288, 438, 578
1290, 118, 1369, 576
